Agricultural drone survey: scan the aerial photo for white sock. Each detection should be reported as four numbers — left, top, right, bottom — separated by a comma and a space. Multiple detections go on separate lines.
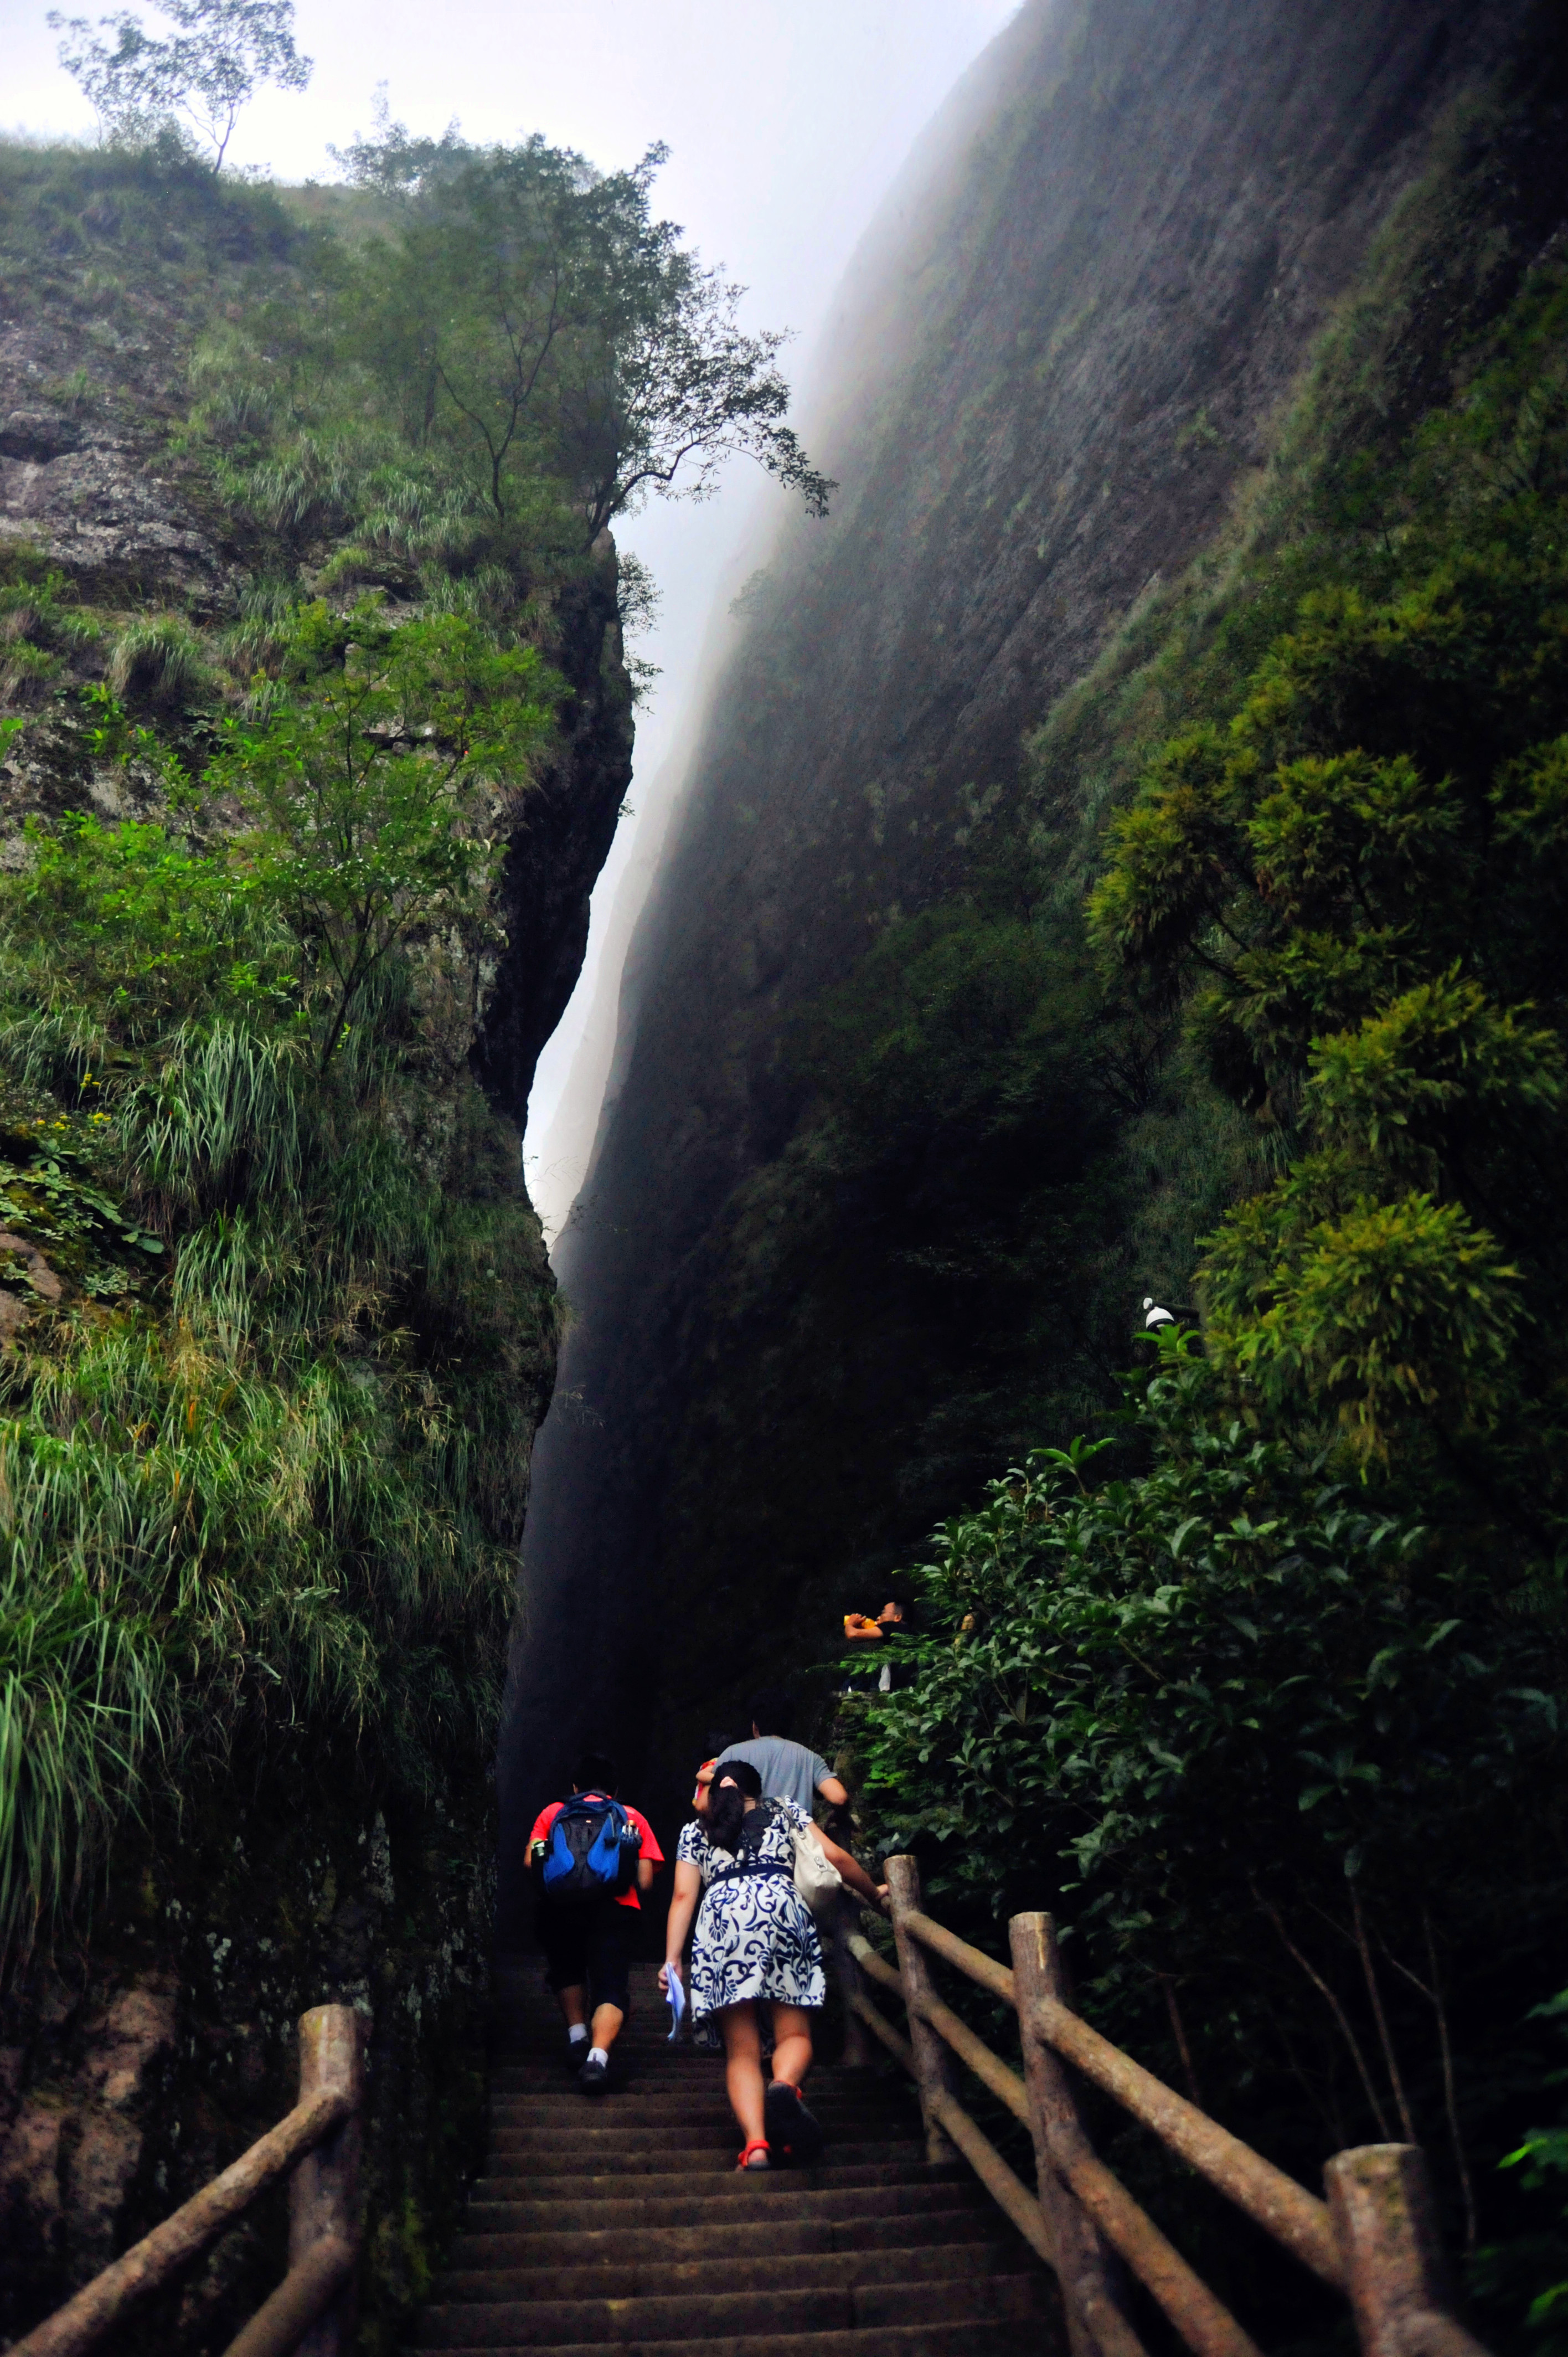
587, 2046, 608, 2067
568, 2023, 588, 2046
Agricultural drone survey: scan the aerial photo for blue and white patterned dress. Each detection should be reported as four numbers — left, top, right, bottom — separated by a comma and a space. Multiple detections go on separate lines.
677, 1799, 827, 2034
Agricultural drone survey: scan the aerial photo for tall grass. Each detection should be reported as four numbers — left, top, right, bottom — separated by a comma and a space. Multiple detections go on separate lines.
0, 817, 535, 1968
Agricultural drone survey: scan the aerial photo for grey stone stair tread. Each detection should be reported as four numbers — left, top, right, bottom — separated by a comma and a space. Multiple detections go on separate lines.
414, 2274, 1044, 2347
483, 2140, 910, 2159
460, 2183, 986, 2236
405, 2329, 1028, 2357
449, 2208, 1002, 2269
467, 2157, 939, 2198
435, 2237, 1022, 2303
486, 2103, 910, 2121
410, 1957, 1054, 2357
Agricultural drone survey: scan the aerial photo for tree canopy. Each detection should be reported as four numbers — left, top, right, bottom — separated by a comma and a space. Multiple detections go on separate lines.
332, 121, 835, 542
49, 0, 311, 169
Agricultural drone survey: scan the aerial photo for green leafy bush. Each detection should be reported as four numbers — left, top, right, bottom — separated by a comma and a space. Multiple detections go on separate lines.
0, 600, 560, 1968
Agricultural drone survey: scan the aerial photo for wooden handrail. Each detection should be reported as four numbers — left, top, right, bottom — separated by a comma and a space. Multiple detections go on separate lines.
223, 2238, 356, 2357
926, 2085, 1054, 2265
901, 1905, 1016, 2004
854, 1928, 1263, 2357
1028, 1988, 1341, 2287
12, 2006, 362, 2357
894, 1890, 1340, 2286
836, 1860, 1490, 2357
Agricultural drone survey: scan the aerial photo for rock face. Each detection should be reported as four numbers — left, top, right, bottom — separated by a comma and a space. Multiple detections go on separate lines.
0, 1792, 493, 2355
0, 169, 632, 2353
503, 0, 1565, 1856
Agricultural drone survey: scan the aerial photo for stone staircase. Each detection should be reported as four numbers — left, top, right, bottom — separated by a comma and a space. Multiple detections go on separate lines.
410, 1954, 1055, 2357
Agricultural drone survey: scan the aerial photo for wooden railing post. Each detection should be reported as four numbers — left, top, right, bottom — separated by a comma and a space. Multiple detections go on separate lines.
1325, 2143, 1466, 2357
834, 1895, 874, 2068
1012, 1911, 1134, 2357
885, 1855, 960, 2163
288, 2005, 363, 2357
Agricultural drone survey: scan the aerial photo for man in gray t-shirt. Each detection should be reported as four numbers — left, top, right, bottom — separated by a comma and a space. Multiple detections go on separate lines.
718, 1689, 849, 1816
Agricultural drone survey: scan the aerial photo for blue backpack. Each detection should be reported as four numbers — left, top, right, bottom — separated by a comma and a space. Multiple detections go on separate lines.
541, 1793, 639, 1902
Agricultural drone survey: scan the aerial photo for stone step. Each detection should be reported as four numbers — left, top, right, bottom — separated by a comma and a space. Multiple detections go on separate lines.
460, 2175, 982, 2238
414, 2272, 1045, 2347
448, 2206, 1001, 2273
467, 2155, 932, 2200
409, 1958, 1052, 2357
487, 2091, 909, 2116
484, 2123, 917, 2155
435, 2234, 1022, 2305
484, 2113, 910, 2141
410, 2328, 1031, 2357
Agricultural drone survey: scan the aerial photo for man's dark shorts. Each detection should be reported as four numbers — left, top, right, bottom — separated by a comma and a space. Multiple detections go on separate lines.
538, 1898, 632, 2013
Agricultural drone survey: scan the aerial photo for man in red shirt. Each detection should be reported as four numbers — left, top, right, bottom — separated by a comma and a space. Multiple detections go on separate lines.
527, 1751, 664, 2091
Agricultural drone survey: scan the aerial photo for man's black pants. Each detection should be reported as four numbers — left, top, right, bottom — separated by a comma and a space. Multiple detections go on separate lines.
538, 1896, 632, 2013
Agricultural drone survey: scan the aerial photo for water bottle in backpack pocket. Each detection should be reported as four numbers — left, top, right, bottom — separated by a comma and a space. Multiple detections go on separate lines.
541, 1795, 641, 1901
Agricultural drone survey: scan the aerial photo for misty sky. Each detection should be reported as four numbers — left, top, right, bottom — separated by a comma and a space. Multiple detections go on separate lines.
7, 0, 1020, 1210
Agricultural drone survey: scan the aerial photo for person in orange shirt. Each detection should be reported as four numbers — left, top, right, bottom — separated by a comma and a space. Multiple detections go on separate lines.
527, 1750, 664, 2092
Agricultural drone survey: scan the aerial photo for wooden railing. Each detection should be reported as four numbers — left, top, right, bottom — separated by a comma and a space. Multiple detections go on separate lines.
833, 1856, 1489, 2357
13, 2006, 363, 2357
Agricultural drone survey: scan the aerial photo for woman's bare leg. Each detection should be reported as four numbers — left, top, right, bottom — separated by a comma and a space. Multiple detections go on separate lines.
718, 2003, 766, 2145
768, 2003, 814, 2088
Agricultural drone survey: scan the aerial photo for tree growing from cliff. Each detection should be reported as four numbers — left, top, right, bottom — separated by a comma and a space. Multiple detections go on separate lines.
212, 600, 561, 1069
1088, 264, 1568, 1548
49, 0, 311, 171
337, 125, 834, 539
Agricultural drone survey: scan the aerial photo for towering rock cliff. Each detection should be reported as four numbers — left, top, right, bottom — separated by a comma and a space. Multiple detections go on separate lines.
506, 0, 1567, 1853
0, 153, 632, 2349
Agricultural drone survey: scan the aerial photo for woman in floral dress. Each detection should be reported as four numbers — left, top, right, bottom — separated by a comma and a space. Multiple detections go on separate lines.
660, 1758, 887, 2169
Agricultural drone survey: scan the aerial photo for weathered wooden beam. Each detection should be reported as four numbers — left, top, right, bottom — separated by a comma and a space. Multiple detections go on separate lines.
1324, 2144, 1490, 2357
926, 2086, 1055, 2266
847, 1983, 916, 2074
909, 1982, 1030, 2124
9, 2084, 352, 2357
220, 2238, 355, 2357
886, 1856, 962, 2165
901, 1905, 1017, 2005
834, 1900, 874, 2067
846, 1927, 904, 1998
1027, 1985, 1342, 2287
288, 2005, 364, 2357
1013, 1912, 1143, 2357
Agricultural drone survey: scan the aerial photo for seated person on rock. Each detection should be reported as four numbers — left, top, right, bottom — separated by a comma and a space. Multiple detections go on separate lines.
527, 1750, 664, 2093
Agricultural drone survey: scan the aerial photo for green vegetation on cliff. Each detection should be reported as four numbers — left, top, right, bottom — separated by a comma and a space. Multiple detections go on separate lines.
0, 116, 826, 2345
0, 599, 560, 1960
848, 231, 1568, 2352
0, 111, 827, 1970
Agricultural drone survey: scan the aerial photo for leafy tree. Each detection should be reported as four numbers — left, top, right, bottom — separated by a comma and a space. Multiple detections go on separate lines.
335, 121, 834, 539
1087, 285, 1568, 1544
212, 599, 561, 1068
851, 1334, 1566, 2318
49, 0, 311, 170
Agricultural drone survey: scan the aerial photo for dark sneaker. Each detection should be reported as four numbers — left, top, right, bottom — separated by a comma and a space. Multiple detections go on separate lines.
765, 2078, 823, 2165
577, 2053, 608, 2093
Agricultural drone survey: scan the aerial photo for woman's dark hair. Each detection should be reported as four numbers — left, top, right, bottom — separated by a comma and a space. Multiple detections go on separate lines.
706, 1761, 762, 1852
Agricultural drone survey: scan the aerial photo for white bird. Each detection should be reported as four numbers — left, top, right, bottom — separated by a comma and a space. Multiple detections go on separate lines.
1143, 1296, 1175, 1330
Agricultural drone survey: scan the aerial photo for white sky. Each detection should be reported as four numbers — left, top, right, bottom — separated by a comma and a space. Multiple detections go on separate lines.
6, 0, 1020, 1219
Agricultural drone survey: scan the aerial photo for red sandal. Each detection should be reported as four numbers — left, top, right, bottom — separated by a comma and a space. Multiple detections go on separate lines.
736, 2139, 772, 2170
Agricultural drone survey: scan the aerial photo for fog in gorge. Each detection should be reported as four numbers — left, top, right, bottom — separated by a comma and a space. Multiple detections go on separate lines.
11, 0, 1023, 1239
